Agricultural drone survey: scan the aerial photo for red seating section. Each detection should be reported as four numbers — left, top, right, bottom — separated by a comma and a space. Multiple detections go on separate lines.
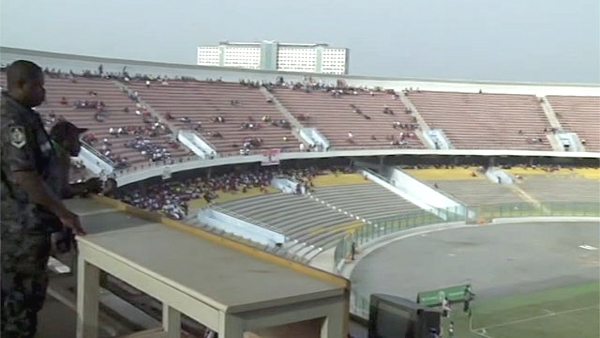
271, 88, 424, 149
125, 81, 299, 153
35, 76, 190, 165
3, 71, 597, 157
546, 96, 600, 152
406, 91, 553, 150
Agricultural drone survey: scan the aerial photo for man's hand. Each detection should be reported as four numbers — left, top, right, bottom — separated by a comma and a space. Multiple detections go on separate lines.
56, 209, 86, 236
14, 171, 86, 235
101, 178, 117, 196
84, 178, 103, 194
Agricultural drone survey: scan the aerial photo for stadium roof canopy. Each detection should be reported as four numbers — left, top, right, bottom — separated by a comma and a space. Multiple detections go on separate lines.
1, 47, 599, 96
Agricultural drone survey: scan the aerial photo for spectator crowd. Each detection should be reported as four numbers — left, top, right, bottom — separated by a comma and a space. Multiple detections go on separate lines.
119, 166, 355, 220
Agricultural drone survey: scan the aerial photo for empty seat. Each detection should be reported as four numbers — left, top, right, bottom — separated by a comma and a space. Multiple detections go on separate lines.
271, 88, 424, 149
310, 183, 421, 220
546, 95, 600, 152
126, 80, 300, 154
407, 91, 552, 150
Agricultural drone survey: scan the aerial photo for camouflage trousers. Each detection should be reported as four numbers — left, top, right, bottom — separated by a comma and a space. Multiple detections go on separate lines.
1, 231, 51, 338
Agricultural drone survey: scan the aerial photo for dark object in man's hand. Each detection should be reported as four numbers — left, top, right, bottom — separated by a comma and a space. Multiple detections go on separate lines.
53, 228, 74, 253
84, 178, 103, 194
101, 178, 117, 197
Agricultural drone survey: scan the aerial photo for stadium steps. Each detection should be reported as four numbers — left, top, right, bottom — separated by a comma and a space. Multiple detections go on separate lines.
506, 167, 600, 181
538, 96, 563, 129
259, 87, 303, 129
125, 80, 301, 154
218, 193, 354, 241
399, 91, 434, 140
311, 173, 371, 187
30, 76, 191, 165
546, 95, 600, 152
218, 182, 426, 260
516, 176, 600, 203
114, 80, 184, 136
406, 91, 553, 150
422, 179, 528, 206
309, 184, 422, 219
403, 167, 484, 181
290, 184, 423, 259
270, 88, 425, 149
218, 191, 372, 260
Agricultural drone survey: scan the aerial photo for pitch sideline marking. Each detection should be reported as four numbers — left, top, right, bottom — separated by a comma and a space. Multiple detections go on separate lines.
541, 308, 555, 315
470, 314, 495, 338
474, 304, 600, 331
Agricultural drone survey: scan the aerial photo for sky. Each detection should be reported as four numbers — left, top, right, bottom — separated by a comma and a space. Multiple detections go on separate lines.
1, 0, 598, 84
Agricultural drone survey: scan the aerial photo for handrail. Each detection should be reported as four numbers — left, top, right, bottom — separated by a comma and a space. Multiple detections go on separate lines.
112, 148, 600, 188
179, 129, 218, 155
81, 141, 116, 167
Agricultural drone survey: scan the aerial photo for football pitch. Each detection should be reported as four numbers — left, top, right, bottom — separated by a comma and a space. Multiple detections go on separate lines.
446, 282, 599, 338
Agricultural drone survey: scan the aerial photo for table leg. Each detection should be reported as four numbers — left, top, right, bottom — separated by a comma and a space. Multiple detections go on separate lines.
76, 259, 100, 338
162, 304, 181, 338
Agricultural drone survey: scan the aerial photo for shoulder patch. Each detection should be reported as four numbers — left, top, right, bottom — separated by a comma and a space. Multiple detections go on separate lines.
10, 126, 26, 149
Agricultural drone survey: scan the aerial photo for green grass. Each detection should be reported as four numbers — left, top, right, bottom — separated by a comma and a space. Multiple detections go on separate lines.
443, 282, 600, 338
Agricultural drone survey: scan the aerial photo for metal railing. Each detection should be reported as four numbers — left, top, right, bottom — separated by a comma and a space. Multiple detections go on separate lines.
81, 142, 115, 167
333, 206, 467, 270
335, 201, 600, 318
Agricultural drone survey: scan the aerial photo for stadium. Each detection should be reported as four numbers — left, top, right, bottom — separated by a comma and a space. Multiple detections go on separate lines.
1, 46, 599, 338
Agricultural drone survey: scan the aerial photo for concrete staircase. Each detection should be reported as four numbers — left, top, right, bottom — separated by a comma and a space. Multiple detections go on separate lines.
400, 91, 454, 149
539, 96, 585, 152
112, 81, 179, 133
545, 132, 564, 152
259, 87, 310, 147
400, 91, 431, 132
538, 96, 563, 129
260, 87, 303, 130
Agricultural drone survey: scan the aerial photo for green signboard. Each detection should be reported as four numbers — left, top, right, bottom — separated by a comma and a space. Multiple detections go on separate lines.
416, 284, 474, 307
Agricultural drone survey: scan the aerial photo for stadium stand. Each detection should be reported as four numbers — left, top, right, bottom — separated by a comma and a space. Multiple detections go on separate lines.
0, 72, 192, 167
404, 166, 528, 206
507, 167, 600, 180
516, 175, 600, 202
546, 95, 600, 152
6, 70, 596, 158
271, 87, 425, 149
405, 90, 553, 150
426, 180, 526, 205
125, 80, 300, 154
218, 193, 356, 252
309, 183, 421, 219
2, 51, 600, 338
309, 172, 372, 187
213, 175, 427, 258
403, 166, 482, 181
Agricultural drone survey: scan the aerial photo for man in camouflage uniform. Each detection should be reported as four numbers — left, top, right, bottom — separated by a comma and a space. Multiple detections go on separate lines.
1, 60, 85, 338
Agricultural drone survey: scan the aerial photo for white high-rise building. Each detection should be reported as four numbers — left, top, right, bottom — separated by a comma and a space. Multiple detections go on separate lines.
196, 41, 349, 75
